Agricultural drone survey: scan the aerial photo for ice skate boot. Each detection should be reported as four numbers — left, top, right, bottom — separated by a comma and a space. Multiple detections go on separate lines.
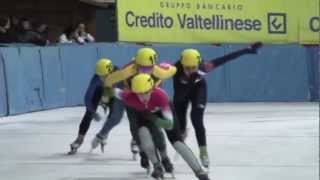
91, 135, 107, 153
196, 169, 210, 180
68, 135, 84, 155
140, 152, 151, 174
161, 157, 174, 178
199, 146, 210, 169
151, 164, 164, 180
130, 139, 139, 160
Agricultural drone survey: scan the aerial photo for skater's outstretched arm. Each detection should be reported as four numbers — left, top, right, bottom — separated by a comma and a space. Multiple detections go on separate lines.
201, 42, 263, 73
104, 63, 136, 87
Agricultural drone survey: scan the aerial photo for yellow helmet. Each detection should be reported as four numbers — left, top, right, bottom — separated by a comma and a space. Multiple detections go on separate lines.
131, 73, 154, 93
135, 48, 157, 66
96, 58, 113, 76
180, 49, 201, 67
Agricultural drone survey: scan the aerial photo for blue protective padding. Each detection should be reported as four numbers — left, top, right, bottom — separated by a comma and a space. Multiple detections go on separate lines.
19, 47, 45, 111
97, 43, 141, 67
0, 50, 8, 116
305, 46, 320, 101
224, 44, 309, 101
0, 43, 318, 117
1, 48, 29, 114
59, 45, 98, 106
40, 47, 66, 108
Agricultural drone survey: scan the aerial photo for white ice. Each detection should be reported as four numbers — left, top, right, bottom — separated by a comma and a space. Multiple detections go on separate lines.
0, 102, 319, 180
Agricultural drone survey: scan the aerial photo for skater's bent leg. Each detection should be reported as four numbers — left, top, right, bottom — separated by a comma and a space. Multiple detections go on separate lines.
78, 110, 95, 136
97, 99, 124, 139
190, 106, 206, 147
191, 83, 210, 168
165, 118, 203, 176
69, 110, 94, 154
174, 99, 189, 134
149, 122, 168, 159
172, 141, 203, 173
126, 106, 140, 145
138, 127, 160, 165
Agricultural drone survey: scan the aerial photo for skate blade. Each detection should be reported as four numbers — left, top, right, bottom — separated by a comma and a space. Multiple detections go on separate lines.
150, 176, 164, 180
100, 144, 105, 153
67, 151, 76, 155
67, 148, 77, 155
163, 172, 175, 179
202, 166, 210, 173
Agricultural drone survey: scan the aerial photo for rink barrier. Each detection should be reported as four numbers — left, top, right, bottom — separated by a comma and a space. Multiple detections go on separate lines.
40, 47, 66, 109
305, 46, 320, 101
0, 50, 8, 116
0, 43, 318, 116
224, 44, 310, 101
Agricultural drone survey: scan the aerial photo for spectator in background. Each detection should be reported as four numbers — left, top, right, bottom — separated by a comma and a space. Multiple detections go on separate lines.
74, 22, 95, 44
0, 16, 13, 43
59, 26, 76, 43
34, 21, 50, 44
16, 18, 33, 42
16, 18, 48, 46
9, 15, 20, 42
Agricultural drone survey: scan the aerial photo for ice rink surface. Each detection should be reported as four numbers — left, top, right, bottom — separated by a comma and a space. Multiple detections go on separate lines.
0, 102, 319, 180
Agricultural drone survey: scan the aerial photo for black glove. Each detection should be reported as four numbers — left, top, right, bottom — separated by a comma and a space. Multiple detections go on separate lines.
247, 42, 263, 54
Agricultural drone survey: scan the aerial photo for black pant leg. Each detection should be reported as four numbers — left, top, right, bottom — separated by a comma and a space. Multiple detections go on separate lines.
190, 82, 207, 147
77, 87, 102, 136
173, 98, 189, 134
126, 106, 141, 144
78, 110, 94, 136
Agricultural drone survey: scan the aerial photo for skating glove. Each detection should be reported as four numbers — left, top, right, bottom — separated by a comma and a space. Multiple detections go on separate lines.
247, 42, 263, 54
155, 117, 173, 130
144, 112, 173, 130
103, 87, 114, 97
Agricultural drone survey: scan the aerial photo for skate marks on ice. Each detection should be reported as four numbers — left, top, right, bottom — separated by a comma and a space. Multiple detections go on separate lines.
32, 152, 134, 166
57, 171, 171, 180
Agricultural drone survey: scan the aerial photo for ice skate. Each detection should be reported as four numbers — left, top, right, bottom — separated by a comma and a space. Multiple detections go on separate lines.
196, 169, 210, 180
199, 146, 210, 169
130, 139, 139, 160
161, 157, 175, 178
200, 155, 210, 169
140, 152, 151, 174
68, 136, 84, 155
151, 164, 164, 180
91, 135, 107, 153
